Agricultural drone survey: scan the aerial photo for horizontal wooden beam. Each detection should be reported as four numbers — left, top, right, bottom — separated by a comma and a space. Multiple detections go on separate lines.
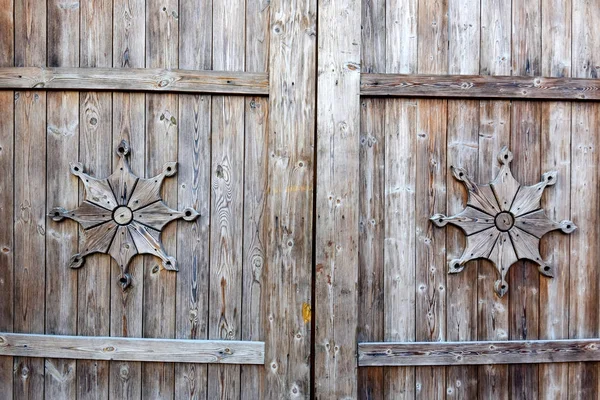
0, 333, 264, 365
361, 73, 600, 100
0, 67, 269, 95
358, 339, 600, 366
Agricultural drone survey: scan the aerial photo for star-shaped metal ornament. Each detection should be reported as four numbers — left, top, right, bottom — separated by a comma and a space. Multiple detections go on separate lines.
49, 140, 200, 290
431, 147, 576, 297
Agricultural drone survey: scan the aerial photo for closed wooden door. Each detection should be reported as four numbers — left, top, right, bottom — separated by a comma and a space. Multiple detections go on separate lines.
1, 0, 600, 399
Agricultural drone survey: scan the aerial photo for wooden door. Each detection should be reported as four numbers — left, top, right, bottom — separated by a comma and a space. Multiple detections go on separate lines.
1, 0, 600, 399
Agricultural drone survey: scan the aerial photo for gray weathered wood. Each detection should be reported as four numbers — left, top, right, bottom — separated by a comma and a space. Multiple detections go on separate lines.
358, 339, 600, 366
0, 333, 265, 365
361, 73, 600, 100
265, 0, 316, 397
0, 67, 269, 95
315, 0, 361, 398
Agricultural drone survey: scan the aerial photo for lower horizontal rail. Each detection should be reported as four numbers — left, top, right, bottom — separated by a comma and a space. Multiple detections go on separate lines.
358, 338, 600, 366
0, 333, 264, 365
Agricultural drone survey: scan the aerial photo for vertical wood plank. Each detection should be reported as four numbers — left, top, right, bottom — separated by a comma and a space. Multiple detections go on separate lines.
0, 0, 14, 395
78, 0, 112, 397
446, 0, 480, 397
265, 0, 316, 397
539, 0, 572, 398
240, 96, 268, 399
143, 0, 178, 398
508, 101, 541, 400
209, 0, 245, 398
14, 90, 47, 400
415, 0, 448, 397
359, 98, 385, 400
360, 0, 385, 397
176, 0, 211, 398
384, 99, 417, 400
110, 0, 145, 397
13, 0, 46, 396
45, 90, 79, 399
477, 100, 511, 399
241, 3, 270, 397
478, 0, 511, 397
510, 0, 542, 396
384, 0, 417, 395
570, 1, 600, 398
315, 0, 361, 397
208, 96, 244, 400
569, 104, 600, 400
45, 0, 80, 397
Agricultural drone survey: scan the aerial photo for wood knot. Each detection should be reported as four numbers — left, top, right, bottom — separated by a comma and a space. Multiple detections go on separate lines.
103, 346, 115, 352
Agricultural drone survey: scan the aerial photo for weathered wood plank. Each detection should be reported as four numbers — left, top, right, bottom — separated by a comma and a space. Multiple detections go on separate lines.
208, 95, 244, 400
175, 0, 211, 398
570, 0, 600, 397
14, 89, 47, 400
142, 0, 178, 397
0, 89, 14, 399
569, 103, 600, 399
360, 73, 600, 100
109, 0, 145, 398
478, 0, 511, 397
539, 0, 572, 398
446, 0, 480, 396
315, 0, 361, 397
0, 67, 269, 95
510, 4, 542, 397
78, 0, 112, 397
358, 339, 600, 366
44, 0, 79, 397
359, 98, 385, 400
13, 0, 46, 396
45, 91, 79, 399
384, 99, 417, 399
359, 0, 385, 396
265, 0, 316, 397
241, 97, 269, 399
241, 2, 270, 397
209, 0, 245, 398
384, 0, 417, 396
415, 0, 448, 397
0, 333, 265, 364
0, 0, 14, 394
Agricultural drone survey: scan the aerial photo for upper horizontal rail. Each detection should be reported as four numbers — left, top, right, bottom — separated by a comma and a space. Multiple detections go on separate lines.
0, 332, 265, 365
0, 67, 269, 95
361, 73, 600, 100
358, 338, 600, 366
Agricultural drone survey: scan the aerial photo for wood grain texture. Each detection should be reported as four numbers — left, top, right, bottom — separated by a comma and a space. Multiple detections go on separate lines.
359, 0, 385, 397
0, 0, 14, 394
358, 339, 600, 366
446, 0, 480, 395
174, 0, 211, 398
0, 67, 269, 95
208, 95, 244, 400
384, 99, 417, 399
209, 0, 245, 398
14, 90, 47, 400
110, 0, 145, 383
360, 74, 600, 100
78, 0, 113, 396
265, 0, 316, 397
539, 0, 572, 398
45, 12, 79, 400
315, 0, 361, 397
45, 91, 79, 399
241, 2, 270, 398
0, 333, 265, 364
